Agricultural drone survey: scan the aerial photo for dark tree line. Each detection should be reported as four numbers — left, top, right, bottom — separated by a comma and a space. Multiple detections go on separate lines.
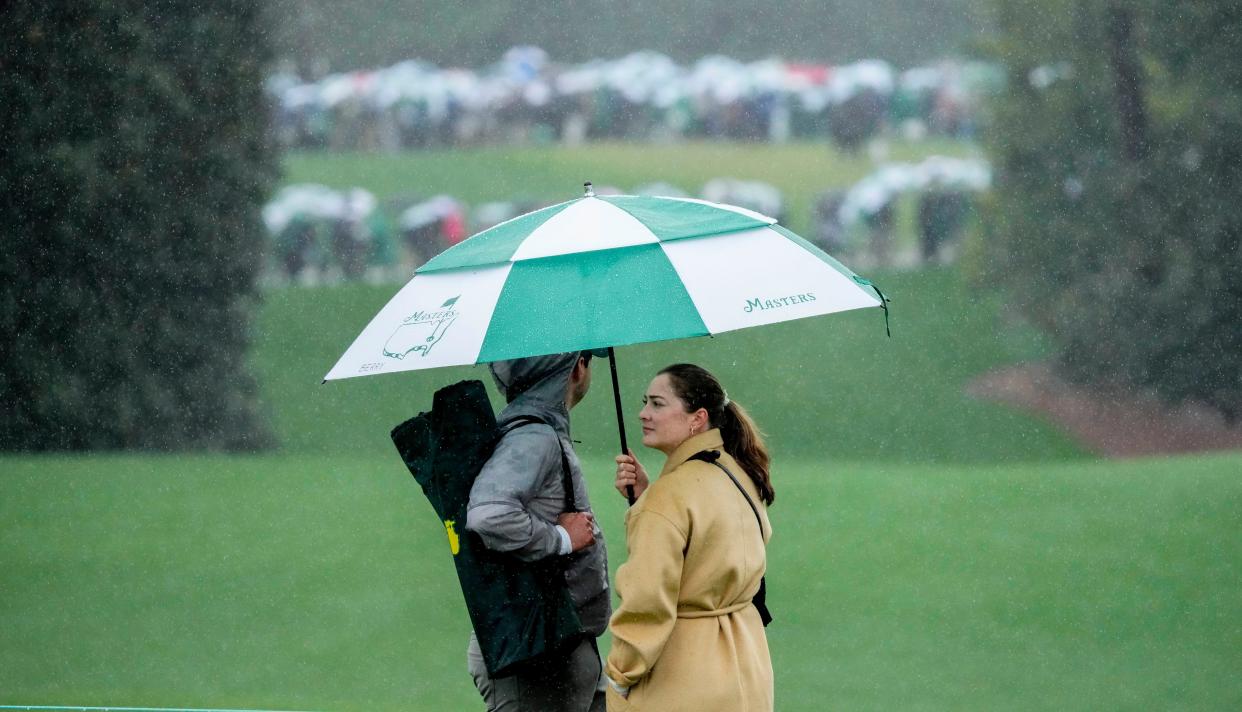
270, 0, 994, 74
1, 2, 277, 450
984, 0, 1242, 420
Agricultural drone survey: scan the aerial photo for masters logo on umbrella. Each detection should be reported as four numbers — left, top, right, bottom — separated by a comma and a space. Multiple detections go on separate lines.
383, 295, 461, 360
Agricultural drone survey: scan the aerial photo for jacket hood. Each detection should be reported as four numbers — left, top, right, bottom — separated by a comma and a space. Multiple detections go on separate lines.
489, 352, 579, 433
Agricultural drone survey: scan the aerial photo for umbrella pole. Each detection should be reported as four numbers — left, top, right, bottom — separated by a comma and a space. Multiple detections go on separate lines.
607, 347, 636, 505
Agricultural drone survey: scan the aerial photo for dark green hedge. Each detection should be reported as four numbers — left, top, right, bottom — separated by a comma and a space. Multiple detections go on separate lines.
1, 2, 277, 450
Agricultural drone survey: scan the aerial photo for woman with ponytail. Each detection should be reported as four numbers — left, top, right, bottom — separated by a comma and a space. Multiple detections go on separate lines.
604, 364, 774, 711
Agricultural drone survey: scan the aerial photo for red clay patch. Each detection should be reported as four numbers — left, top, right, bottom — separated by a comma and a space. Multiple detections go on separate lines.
967, 362, 1242, 458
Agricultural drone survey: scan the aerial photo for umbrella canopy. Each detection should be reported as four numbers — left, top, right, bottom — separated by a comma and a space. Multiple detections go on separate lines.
325, 189, 885, 382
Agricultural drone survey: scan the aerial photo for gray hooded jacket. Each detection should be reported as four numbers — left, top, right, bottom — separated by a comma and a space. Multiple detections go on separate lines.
465, 353, 611, 637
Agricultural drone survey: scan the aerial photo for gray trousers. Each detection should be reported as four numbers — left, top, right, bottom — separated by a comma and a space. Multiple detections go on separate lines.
467, 632, 606, 712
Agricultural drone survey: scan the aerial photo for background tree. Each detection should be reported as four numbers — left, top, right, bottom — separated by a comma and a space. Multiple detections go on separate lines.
0, 1, 277, 450
983, 0, 1242, 420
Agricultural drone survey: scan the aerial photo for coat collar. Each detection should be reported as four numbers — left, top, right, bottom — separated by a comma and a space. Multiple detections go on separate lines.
660, 428, 725, 477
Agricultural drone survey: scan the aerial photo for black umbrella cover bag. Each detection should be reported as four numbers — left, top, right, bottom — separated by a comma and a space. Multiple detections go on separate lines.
391, 379, 584, 678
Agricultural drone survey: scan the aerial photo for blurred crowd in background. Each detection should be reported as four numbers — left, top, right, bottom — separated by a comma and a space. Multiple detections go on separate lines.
267, 47, 1004, 151
262, 156, 990, 285
263, 46, 1001, 286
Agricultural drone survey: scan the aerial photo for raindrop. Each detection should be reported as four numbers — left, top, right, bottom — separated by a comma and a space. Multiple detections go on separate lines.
1062, 176, 1084, 201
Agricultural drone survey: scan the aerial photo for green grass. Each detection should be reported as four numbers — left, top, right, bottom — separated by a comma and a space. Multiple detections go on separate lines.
4, 144, 1239, 710
255, 267, 1082, 465
2, 453, 1239, 710
282, 139, 977, 236
276, 143, 1038, 466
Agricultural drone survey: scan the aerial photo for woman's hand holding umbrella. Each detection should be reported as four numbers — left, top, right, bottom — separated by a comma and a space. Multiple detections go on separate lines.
614, 450, 650, 501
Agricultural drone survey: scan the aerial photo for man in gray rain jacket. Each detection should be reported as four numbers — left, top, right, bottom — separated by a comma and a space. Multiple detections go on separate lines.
465, 350, 610, 712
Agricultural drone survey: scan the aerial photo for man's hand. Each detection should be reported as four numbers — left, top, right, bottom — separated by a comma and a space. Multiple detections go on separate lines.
557, 511, 596, 552
615, 451, 650, 501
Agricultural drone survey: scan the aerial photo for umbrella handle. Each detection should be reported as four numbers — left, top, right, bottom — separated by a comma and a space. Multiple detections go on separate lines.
607, 347, 636, 506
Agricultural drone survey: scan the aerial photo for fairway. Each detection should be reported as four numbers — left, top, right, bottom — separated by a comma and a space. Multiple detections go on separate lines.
2, 453, 1239, 710
4, 143, 1240, 711
256, 268, 1082, 466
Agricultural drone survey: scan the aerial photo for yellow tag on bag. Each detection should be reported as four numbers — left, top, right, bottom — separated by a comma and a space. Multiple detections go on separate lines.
444, 519, 460, 555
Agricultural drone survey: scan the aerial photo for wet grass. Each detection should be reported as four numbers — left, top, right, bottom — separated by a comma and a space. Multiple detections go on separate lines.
2, 452, 1239, 710
5, 143, 1234, 710
255, 267, 1083, 465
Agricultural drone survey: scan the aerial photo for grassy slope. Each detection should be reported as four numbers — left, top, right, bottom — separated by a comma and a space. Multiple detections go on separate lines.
4, 143, 1238, 709
255, 268, 1082, 465
2, 453, 1239, 710
276, 142, 1063, 465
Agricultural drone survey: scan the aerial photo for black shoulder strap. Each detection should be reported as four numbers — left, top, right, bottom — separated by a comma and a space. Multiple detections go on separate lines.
500, 416, 578, 513
688, 449, 772, 626
688, 450, 764, 537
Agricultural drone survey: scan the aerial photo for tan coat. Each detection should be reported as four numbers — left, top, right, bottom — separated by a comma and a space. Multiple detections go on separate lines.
606, 429, 773, 712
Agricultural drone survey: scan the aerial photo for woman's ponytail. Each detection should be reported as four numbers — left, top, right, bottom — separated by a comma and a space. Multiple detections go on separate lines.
659, 363, 775, 505
719, 400, 774, 505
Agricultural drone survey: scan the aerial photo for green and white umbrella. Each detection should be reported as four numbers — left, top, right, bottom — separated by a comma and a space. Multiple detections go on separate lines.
325, 186, 887, 382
